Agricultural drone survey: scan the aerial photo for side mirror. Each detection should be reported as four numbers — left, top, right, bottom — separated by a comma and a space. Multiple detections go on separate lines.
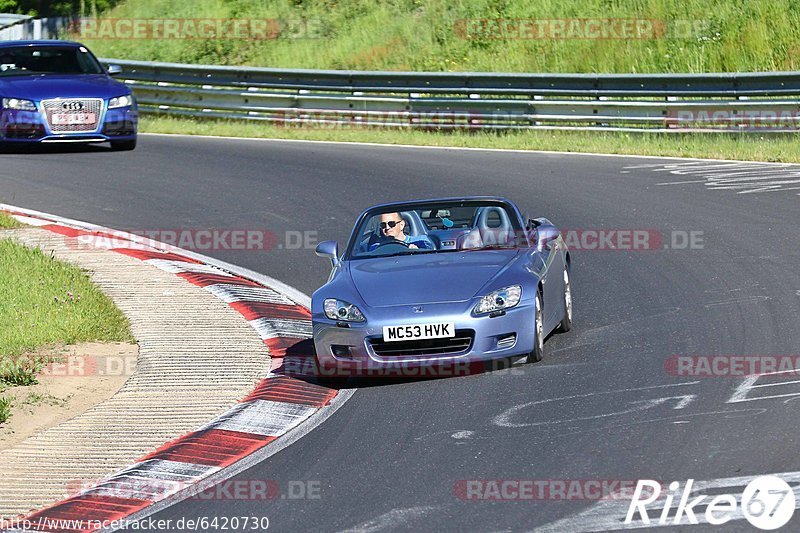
528, 217, 560, 252
107, 64, 123, 76
536, 227, 559, 252
526, 218, 541, 246
315, 240, 340, 267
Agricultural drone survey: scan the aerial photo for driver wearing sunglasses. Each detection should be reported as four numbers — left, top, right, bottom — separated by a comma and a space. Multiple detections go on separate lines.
368, 212, 434, 251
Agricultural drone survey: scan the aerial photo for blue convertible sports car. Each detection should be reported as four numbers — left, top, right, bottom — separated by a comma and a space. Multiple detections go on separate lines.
0, 40, 137, 151
312, 197, 572, 376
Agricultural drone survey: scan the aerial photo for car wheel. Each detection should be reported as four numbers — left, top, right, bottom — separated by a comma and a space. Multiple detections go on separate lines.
110, 138, 137, 151
555, 267, 572, 333
526, 291, 544, 363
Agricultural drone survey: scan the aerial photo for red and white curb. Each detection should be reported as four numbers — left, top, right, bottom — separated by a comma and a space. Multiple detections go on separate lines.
0, 204, 353, 533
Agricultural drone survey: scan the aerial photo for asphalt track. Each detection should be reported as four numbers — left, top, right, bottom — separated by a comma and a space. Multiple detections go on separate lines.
1, 136, 799, 532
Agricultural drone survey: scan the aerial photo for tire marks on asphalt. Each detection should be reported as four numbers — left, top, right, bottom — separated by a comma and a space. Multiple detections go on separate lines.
624, 161, 800, 195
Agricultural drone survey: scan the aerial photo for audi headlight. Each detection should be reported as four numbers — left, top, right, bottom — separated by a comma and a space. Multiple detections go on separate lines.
2, 98, 36, 111
324, 298, 366, 322
108, 95, 133, 109
474, 285, 522, 315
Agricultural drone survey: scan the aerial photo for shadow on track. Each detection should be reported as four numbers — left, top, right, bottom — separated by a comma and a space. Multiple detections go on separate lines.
0, 143, 114, 155
278, 338, 528, 390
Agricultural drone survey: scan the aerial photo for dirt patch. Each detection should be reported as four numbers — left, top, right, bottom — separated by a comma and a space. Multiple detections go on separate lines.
0, 341, 138, 450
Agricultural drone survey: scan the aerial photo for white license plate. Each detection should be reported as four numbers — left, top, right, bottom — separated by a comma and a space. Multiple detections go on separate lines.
382, 322, 456, 342
51, 112, 96, 125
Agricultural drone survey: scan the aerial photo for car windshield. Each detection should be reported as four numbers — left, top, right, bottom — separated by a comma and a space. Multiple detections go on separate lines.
346, 200, 526, 260
0, 46, 104, 77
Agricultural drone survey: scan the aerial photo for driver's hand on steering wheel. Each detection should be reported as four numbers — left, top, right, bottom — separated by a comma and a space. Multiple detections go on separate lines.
408, 243, 418, 249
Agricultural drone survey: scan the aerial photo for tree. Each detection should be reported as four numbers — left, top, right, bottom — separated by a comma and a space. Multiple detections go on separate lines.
1, 0, 119, 17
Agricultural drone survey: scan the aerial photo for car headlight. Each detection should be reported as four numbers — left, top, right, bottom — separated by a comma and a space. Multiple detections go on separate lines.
324, 298, 366, 322
108, 95, 133, 109
2, 98, 36, 111
474, 285, 522, 315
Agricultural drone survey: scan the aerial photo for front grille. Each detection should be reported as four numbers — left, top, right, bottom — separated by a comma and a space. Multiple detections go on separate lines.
42, 98, 103, 133
369, 330, 474, 358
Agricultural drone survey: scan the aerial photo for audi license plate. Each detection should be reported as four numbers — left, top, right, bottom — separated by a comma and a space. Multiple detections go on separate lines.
382, 322, 455, 342
51, 112, 96, 125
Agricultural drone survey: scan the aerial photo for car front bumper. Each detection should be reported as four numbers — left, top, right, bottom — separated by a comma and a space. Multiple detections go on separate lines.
0, 106, 137, 143
312, 298, 537, 376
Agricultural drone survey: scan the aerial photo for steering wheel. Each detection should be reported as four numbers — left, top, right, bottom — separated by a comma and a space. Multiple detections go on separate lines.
368, 240, 409, 255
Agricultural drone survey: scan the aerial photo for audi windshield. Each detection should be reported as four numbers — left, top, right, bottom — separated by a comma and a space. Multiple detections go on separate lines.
0, 45, 105, 77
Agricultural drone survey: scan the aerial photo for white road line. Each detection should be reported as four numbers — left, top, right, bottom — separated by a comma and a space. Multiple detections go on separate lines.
337, 506, 441, 533
629, 161, 800, 195
728, 374, 800, 403
493, 383, 699, 428
656, 179, 708, 185
141, 132, 795, 166
9, 214, 52, 226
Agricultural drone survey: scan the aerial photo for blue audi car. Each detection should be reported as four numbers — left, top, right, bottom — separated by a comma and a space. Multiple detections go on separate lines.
0, 40, 137, 151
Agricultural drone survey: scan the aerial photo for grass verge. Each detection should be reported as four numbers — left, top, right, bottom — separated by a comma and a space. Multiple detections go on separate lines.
0, 212, 22, 229
80, 0, 800, 74
141, 115, 800, 163
0, 237, 133, 404
0, 396, 10, 424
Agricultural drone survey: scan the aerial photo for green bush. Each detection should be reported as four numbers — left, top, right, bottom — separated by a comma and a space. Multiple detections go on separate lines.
79, 0, 800, 73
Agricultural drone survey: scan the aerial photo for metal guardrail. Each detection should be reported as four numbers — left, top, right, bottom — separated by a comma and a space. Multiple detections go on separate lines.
0, 15, 71, 40
102, 58, 800, 132
0, 13, 32, 27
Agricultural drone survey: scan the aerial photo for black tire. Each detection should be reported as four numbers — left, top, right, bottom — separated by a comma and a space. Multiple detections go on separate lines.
110, 138, 137, 151
526, 291, 544, 363
555, 266, 572, 333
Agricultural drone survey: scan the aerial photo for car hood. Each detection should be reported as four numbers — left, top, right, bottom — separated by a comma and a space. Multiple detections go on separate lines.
0, 74, 129, 100
348, 250, 521, 307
